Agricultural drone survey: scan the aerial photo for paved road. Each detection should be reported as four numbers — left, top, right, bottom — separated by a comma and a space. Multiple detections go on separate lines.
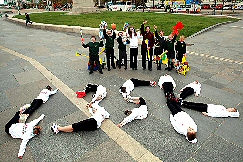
0, 13, 243, 162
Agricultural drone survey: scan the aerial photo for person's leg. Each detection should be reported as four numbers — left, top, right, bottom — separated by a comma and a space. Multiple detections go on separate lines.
123, 51, 127, 69
182, 101, 208, 112
111, 49, 116, 69
58, 125, 74, 132
89, 56, 94, 73
141, 47, 146, 69
162, 82, 174, 97
106, 50, 111, 70
180, 87, 194, 100
171, 100, 183, 112
134, 48, 138, 69
23, 99, 43, 116
94, 55, 102, 73
84, 84, 98, 93
5, 111, 20, 135
130, 48, 134, 69
72, 118, 97, 131
166, 100, 179, 116
118, 50, 122, 69
148, 48, 153, 70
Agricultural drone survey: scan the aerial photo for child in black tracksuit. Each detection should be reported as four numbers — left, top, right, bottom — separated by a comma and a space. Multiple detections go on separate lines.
175, 35, 186, 65
165, 34, 177, 71
117, 32, 130, 70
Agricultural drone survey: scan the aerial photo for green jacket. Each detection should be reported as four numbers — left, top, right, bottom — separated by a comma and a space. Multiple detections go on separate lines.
82, 41, 104, 56
103, 29, 116, 49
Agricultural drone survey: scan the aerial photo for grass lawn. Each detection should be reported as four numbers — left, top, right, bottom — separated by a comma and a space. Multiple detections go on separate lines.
14, 11, 239, 37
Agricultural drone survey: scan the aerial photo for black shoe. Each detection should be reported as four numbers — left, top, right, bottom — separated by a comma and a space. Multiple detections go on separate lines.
108, 68, 111, 71
118, 66, 121, 69
149, 68, 152, 71
124, 68, 127, 70
157, 67, 161, 70
89, 71, 93, 74
168, 68, 172, 71
134, 68, 137, 70
112, 66, 116, 69
143, 68, 146, 70
165, 67, 169, 70
99, 71, 103, 74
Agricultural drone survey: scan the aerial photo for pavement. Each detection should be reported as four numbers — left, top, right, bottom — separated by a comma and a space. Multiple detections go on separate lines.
0, 11, 243, 162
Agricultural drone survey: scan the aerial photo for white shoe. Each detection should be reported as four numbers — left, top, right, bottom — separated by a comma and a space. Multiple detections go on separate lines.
51, 123, 59, 134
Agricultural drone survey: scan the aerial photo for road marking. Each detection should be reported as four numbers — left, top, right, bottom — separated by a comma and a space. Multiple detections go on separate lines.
0, 46, 162, 162
188, 50, 243, 65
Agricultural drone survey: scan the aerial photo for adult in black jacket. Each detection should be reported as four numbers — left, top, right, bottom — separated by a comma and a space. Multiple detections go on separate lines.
154, 26, 166, 70
103, 28, 116, 71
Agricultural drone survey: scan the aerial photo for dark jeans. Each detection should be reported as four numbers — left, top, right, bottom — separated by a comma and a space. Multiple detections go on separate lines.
130, 78, 150, 87
89, 55, 102, 72
130, 48, 138, 69
180, 87, 194, 100
167, 100, 183, 116
85, 84, 98, 94
106, 48, 115, 69
118, 50, 127, 69
182, 101, 208, 112
141, 47, 153, 70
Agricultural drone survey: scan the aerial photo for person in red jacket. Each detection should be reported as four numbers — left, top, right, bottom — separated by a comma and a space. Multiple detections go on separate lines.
140, 20, 155, 71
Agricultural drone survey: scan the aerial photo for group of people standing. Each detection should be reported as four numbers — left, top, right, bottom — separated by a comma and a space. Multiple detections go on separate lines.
82, 20, 187, 74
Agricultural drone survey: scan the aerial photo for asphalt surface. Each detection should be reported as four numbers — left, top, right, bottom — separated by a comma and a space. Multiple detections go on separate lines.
0, 12, 243, 162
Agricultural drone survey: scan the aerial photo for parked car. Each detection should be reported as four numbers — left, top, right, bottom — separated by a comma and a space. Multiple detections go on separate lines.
215, 4, 223, 10
223, 5, 232, 10
201, 4, 211, 9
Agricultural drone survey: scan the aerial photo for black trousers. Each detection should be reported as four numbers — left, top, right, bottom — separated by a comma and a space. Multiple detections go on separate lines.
182, 101, 208, 112
167, 100, 183, 116
72, 118, 98, 131
177, 52, 183, 62
154, 47, 162, 69
89, 55, 102, 72
130, 78, 150, 87
141, 47, 153, 70
180, 87, 194, 100
85, 84, 98, 94
106, 48, 115, 69
5, 99, 43, 135
5, 111, 20, 135
162, 82, 174, 97
24, 99, 43, 115
118, 50, 127, 69
130, 48, 138, 69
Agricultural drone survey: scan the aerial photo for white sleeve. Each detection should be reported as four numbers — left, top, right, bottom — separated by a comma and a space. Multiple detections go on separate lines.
104, 110, 110, 119
172, 80, 176, 90
195, 86, 201, 96
88, 108, 95, 116
18, 135, 32, 157
170, 114, 184, 135
207, 112, 229, 118
50, 89, 58, 95
28, 114, 45, 128
122, 110, 138, 126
